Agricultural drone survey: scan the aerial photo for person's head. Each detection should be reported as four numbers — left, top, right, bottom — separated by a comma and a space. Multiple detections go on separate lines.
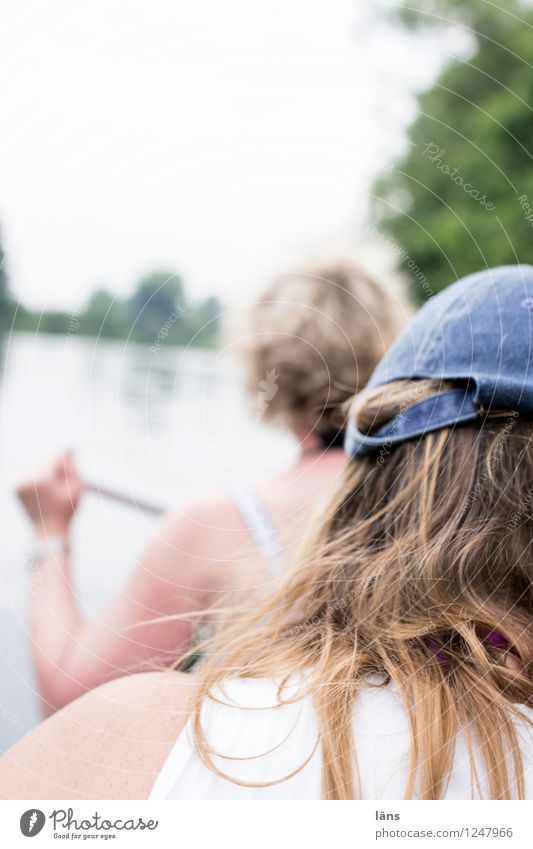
191, 266, 533, 799
241, 262, 405, 443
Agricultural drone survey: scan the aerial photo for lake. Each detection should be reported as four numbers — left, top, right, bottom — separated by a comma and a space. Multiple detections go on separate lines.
0, 332, 297, 751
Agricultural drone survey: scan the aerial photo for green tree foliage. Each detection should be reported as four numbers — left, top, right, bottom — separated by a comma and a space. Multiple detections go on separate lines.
78, 288, 132, 339
122, 272, 220, 346
126, 272, 185, 343
373, 0, 533, 299
11, 271, 221, 348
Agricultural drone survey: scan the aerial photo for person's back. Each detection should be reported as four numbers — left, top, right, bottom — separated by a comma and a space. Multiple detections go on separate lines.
15, 261, 404, 712
190, 444, 347, 592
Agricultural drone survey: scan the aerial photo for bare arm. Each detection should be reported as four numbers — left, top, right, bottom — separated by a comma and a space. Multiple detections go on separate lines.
28, 516, 207, 714
17, 454, 232, 714
0, 671, 195, 800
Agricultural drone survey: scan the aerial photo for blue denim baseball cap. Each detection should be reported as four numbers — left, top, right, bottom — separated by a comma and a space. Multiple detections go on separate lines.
345, 265, 533, 458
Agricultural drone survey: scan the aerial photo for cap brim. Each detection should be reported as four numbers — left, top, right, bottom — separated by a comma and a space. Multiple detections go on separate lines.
344, 387, 480, 458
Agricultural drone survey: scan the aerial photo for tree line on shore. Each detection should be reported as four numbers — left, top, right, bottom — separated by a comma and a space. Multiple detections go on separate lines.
0, 258, 221, 348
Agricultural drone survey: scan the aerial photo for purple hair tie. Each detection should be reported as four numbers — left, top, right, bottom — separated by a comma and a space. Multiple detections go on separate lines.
425, 628, 516, 668
476, 626, 519, 655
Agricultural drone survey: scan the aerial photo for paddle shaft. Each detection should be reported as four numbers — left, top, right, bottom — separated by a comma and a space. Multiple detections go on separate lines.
84, 482, 167, 516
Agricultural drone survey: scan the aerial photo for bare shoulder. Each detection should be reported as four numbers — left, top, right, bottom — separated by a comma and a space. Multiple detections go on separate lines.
159, 492, 260, 586
135, 492, 246, 599
174, 491, 244, 538
158, 492, 245, 557
0, 671, 197, 800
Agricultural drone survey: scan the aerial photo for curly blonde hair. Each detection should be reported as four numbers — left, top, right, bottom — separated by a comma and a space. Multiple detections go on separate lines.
242, 262, 406, 438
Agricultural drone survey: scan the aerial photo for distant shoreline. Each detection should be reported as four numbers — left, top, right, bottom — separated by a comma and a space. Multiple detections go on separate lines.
1, 327, 219, 353
2, 324, 219, 349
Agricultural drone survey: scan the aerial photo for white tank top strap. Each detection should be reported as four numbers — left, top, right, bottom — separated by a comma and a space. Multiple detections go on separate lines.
230, 483, 284, 577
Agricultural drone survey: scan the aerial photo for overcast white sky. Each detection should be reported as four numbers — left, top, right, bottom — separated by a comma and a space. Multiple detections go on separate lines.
0, 0, 450, 309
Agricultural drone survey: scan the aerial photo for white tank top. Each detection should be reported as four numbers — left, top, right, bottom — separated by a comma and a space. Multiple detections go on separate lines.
149, 676, 533, 800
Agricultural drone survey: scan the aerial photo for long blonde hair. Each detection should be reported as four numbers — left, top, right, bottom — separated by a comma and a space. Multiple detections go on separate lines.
185, 379, 533, 799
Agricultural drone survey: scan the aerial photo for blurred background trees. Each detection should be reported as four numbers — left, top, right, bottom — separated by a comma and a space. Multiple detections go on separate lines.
0, 262, 221, 348
372, 0, 533, 298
